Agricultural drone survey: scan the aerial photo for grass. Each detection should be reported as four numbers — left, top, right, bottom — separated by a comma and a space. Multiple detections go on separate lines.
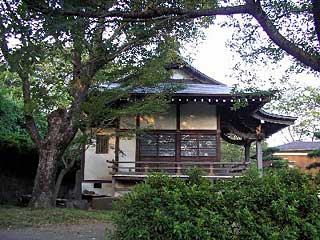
0, 204, 112, 229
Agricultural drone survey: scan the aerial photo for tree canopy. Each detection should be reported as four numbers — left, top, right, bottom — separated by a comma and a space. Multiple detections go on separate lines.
0, 0, 212, 208
265, 84, 320, 142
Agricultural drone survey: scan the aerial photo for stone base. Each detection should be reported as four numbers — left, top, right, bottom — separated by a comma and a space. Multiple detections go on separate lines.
91, 197, 118, 210
66, 199, 89, 210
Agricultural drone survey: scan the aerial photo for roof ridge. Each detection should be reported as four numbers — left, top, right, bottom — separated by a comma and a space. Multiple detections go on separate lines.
275, 141, 320, 151
165, 60, 227, 86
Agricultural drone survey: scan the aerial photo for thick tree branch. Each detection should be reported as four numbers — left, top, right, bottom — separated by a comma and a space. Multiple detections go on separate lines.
247, 0, 320, 72
92, 17, 105, 53
312, 0, 320, 46
86, 36, 147, 77
25, 2, 249, 19
68, 20, 91, 117
86, 14, 176, 77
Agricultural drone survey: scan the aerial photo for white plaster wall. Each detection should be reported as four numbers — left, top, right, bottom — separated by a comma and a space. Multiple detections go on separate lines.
120, 116, 136, 129
84, 133, 115, 181
273, 152, 308, 156
180, 103, 217, 129
171, 69, 190, 80
81, 182, 112, 196
119, 137, 136, 172
140, 105, 176, 129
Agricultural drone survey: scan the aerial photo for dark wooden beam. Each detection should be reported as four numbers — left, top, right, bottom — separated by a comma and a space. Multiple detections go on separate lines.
176, 103, 180, 130
175, 104, 181, 165
222, 123, 261, 140
221, 131, 247, 145
216, 106, 221, 162
244, 142, 251, 162
135, 115, 140, 162
115, 118, 120, 170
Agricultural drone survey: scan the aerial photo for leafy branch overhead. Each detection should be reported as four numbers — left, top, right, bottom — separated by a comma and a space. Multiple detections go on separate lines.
24, 0, 320, 73
265, 84, 320, 142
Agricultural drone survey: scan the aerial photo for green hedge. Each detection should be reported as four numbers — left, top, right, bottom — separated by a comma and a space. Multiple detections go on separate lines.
112, 169, 320, 240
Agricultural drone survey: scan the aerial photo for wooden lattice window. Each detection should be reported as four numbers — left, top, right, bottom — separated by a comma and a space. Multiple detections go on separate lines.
181, 134, 216, 157
96, 135, 109, 154
140, 133, 176, 157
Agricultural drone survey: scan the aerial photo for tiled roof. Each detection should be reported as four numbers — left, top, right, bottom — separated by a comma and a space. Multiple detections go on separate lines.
101, 83, 231, 95
276, 141, 320, 151
99, 63, 296, 138
176, 84, 231, 95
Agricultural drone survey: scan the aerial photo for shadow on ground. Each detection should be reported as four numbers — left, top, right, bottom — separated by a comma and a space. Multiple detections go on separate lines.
0, 223, 113, 240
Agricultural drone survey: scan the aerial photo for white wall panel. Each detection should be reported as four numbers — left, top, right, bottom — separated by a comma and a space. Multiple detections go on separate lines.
120, 116, 136, 129
119, 137, 136, 172
140, 105, 176, 129
180, 103, 217, 130
84, 132, 115, 181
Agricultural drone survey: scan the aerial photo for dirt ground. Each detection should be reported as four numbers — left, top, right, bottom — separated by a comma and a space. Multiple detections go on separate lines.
0, 222, 113, 240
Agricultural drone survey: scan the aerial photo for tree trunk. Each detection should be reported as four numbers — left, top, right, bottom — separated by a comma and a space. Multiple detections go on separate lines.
28, 109, 78, 208
54, 156, 77, 200
29, 148, 60, 208
54, 168, 69, 200
73, 170, 82, 200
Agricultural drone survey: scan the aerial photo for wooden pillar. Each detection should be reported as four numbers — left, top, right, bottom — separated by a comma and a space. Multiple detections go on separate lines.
111, 177, 116, 197
175, 103, 181, 174
216, 107, 221, 162
115, 118, 120, 173
256, 140, 263, 174
135, 115, 140, 163
244, 142, 251, 163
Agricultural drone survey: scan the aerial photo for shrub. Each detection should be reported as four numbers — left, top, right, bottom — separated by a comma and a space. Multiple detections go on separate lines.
112, 169, 320, 240
271, 159, 289, 169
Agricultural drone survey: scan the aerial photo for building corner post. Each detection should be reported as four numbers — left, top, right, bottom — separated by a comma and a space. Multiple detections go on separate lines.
256, 140, 263, 175
244, 141, 251, 163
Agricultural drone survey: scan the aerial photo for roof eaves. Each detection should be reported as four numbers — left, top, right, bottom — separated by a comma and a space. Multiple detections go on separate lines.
258, 109, 297, 121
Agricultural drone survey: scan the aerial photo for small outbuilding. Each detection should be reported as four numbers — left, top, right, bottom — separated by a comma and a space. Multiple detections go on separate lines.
273, 141, 320, 174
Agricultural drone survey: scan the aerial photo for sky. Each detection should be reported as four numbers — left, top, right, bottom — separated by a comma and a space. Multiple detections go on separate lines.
187, 24, 320, 147
191, 26, 236, 85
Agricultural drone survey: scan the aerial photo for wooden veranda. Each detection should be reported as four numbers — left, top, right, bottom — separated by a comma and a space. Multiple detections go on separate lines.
107, 160, 250, 195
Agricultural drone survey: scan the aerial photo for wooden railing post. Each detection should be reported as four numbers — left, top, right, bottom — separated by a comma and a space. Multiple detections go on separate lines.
110, 161, 250, 177
111, 177, 116, 197
177, 165, 181, 175
209, 163, 214, 176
